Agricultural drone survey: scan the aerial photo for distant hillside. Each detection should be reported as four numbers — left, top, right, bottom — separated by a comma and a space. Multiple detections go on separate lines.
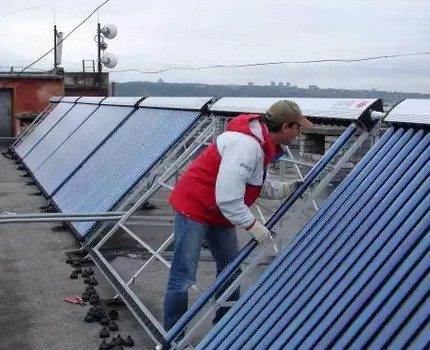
112, 81, 430, 105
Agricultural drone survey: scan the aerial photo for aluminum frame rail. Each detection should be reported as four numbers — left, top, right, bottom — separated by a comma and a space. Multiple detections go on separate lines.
0, 211, 125, 223
281, 145, 319, 212
89, 116, 215, 344
0, 212, 176, 224
197, 125, 430, 349
302, 125, 378, 210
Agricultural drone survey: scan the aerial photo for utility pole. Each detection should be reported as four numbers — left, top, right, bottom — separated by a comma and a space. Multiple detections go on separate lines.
97, 22, 102, 84
54, 25, 58, 74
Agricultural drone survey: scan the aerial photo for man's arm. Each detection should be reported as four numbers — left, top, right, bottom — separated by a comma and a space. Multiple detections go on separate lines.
260, 179, 302, 200
215, 132, 260, 229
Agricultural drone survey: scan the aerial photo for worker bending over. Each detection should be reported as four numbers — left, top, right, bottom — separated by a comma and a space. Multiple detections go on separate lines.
164, 100, 313, 331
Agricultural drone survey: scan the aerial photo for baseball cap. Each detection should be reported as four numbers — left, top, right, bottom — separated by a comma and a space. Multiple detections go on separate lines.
265, 100, 314, 128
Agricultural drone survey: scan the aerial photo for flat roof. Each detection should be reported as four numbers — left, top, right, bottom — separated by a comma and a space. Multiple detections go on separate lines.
0, 73, 63, 81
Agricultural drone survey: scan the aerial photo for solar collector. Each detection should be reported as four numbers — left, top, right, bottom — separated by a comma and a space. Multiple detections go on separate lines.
34, 104, 135, 196
23, 103, 100, 173
197, 126, 430, 350
14, 101, 75, 159
197, 127, 399, 349
52, 107, 201, 239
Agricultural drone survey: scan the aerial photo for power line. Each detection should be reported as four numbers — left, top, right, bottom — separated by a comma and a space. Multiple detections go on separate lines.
0, 0, 111, 89
110, 51, 430, 75
1, 0, 64, 18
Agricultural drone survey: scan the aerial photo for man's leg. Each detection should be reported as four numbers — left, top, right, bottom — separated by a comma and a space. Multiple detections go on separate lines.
205, 226, 240, 324
164, 212, 206, 331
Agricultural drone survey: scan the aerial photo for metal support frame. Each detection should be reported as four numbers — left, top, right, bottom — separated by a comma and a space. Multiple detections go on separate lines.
83, 116, 216, 343
369, 119, 382, 147
173, 236, 278, 350
283, 145, 319, 212
304, 127, 374, 206
91, 249, 167, 343
12, 103, 54, 149
113, 233, 174, 299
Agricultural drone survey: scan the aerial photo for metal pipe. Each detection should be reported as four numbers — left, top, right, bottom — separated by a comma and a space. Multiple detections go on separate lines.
0, 213, 174, 224
0, 216, 124, 223
163, 123, 359, 346
0, 211, 126, 219
0, 213, 171, 220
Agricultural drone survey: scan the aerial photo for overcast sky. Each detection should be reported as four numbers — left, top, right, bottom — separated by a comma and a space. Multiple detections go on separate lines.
1, 0, 429, 93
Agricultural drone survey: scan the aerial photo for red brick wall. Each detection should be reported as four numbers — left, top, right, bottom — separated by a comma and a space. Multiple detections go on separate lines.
0, 78, 64, 135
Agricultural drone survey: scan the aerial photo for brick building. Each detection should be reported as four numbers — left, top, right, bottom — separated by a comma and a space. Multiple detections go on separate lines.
0, 74, 64, 137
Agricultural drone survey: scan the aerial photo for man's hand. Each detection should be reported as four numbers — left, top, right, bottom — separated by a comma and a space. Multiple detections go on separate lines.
282, 180, 303, 198
246, 220, 271, 244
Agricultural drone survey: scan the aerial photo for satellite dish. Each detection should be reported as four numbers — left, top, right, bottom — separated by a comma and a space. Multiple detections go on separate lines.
101, 24, 117, 39
101, 53, 118, 68
99, 41, 108, 50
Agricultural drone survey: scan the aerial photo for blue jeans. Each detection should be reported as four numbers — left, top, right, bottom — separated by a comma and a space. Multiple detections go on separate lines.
164, 212, 240, 331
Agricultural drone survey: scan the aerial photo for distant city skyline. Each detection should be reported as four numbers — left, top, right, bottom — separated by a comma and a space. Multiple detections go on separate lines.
0, 0, 429, 93
114, 80, 430, 106
120, 78, 430, 95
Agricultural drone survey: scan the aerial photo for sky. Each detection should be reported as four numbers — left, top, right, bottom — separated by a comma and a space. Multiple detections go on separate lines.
0, 0, 429, 93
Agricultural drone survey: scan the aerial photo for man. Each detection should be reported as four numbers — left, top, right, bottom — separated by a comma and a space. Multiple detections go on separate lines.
164, 100, 313, 331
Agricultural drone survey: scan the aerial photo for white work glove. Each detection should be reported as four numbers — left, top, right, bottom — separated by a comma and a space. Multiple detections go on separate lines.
282, 180, 303, 198
246, 220, 271, 244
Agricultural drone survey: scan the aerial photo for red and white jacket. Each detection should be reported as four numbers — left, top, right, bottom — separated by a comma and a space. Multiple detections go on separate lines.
169, 114, 286, 228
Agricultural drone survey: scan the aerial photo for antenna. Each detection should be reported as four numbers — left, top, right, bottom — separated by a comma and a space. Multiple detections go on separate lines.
96, 22, 118, 83
101, 24, 117, 39
53, 25, 63, 73
101, 53, 118, 68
